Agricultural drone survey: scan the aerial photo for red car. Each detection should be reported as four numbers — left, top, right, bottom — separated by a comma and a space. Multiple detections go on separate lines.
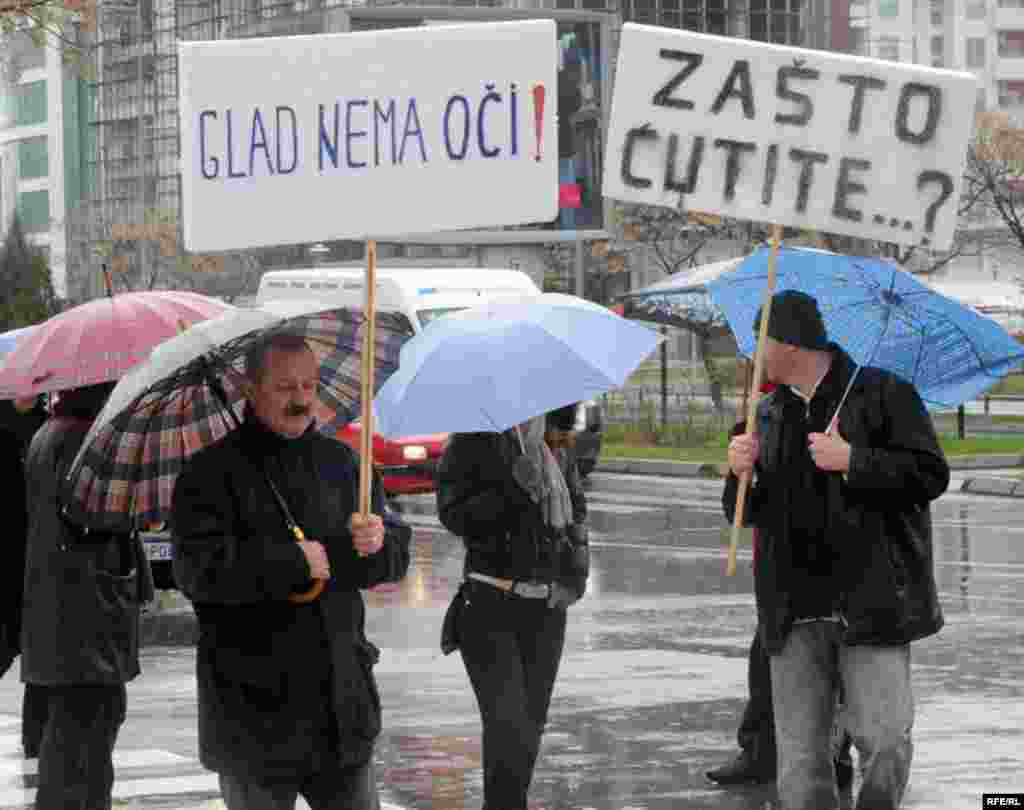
335, 422, 448, 496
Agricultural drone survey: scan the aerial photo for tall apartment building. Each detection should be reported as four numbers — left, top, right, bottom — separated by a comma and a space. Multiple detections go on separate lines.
848, 0, 1020, 122
0, 29, 92, 298
845, 0, 1021, 284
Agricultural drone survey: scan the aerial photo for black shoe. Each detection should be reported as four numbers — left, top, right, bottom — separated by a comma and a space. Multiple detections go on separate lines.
706, 752, 775, 785
835, 757, 854, 790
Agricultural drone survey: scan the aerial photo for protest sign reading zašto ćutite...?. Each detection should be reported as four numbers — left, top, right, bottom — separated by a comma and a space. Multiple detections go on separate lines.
178, 20, 558, 253
603, 24, 979, 252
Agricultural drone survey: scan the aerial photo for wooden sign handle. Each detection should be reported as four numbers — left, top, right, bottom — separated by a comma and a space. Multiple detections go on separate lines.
726, 224, 783, 576
358, 239, 378, 520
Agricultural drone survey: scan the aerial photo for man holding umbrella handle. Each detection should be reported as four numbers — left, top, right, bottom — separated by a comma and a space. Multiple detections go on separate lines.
172, 333, 410, 810
723, 290, 948, 810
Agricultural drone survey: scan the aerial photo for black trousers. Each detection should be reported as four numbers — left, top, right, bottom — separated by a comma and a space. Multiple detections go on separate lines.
218, 759, 379, 810
459, 580, 567, 810
22, 682, 49, 758
737, 631, 776, 768
34, 683, 127, 810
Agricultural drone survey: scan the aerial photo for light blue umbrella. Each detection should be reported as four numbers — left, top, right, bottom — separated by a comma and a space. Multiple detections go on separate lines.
0, 326, 36, 365
705, 246, 1024, 409
374, 293, 663, 437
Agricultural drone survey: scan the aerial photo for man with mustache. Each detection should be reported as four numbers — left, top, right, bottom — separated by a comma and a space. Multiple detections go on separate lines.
172, 333, 412, 810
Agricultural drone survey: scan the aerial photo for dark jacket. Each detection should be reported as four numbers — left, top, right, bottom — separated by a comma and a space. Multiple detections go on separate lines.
723, 347, 949, 654
437, 430, 588, 596
171, 413, 411, 781
0, 400, 46, 676
21, 416, 152, 686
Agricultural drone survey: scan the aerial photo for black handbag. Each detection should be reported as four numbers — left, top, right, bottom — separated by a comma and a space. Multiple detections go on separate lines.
440, 582, 468, 656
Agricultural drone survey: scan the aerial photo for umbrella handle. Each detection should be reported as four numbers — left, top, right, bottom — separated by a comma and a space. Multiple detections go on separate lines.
285, 524, 327, 605
289, 579, 326, 604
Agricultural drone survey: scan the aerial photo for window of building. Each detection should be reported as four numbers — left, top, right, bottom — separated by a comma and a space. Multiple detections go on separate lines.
555, 20, 604, 230
877, 35, 900, 61
17, 137, 49, 180
16, 190, 50, 233
965, 0, 986, 18
1000, 0, 1024, 8
966, 37, 986, 68
749, 0, 805, 46
626, 0, 657, 24
15, 81, 47, 127
1000, 30, 1024, 57
848, 26, 867, 55
878, 0, 897, 17
930, 0, 942, 25
999, 79, 1024, 106
7, 31, 45, 71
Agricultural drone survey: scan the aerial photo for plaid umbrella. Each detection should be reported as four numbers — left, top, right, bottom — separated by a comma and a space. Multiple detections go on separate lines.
62, 301, 412, 533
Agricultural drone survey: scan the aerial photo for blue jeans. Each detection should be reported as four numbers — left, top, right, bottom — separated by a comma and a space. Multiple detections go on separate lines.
770, 621, 914, 810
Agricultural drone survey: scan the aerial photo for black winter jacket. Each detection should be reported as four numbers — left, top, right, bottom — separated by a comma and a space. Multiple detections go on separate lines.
171, 413, 411, 780
21, 417, 153, 686
723, 348, 948, 654
0, 400, 46, 676
437, 431, 588, 596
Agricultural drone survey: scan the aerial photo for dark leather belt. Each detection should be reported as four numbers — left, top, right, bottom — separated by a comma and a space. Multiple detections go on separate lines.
467, 572, 550, 600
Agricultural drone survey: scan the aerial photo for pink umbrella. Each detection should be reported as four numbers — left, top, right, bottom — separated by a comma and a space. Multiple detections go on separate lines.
0, 291, 234, 399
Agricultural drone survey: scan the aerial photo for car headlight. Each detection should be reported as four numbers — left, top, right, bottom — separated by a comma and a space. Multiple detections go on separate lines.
402, 445, 428, 461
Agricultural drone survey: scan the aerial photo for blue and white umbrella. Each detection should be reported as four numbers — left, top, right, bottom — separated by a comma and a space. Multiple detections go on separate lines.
705, 246, 1024, 409
374, 293, 663, 437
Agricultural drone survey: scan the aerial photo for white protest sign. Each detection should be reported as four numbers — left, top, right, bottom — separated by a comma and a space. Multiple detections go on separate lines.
603, 24, 979, 251
179, 20, 558, 252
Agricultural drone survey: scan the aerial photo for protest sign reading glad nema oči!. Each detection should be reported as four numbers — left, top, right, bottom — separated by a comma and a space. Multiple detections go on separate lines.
179, 20, 558, 252
603, 24, 979, 251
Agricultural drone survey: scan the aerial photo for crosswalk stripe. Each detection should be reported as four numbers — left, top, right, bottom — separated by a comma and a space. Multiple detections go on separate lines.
0, 727, 408, 810
0, 773, 222, 808
0, 749, 190, 778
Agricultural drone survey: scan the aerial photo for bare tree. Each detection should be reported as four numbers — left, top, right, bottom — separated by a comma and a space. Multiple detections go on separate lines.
1, 0, 95, 73
64, 202, 265, 303
616, 204, 762, 412
965, 112, 1024, 256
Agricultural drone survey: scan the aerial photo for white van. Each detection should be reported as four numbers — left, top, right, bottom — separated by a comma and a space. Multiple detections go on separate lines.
253, 266, 546, 500
255, 266, 541, 334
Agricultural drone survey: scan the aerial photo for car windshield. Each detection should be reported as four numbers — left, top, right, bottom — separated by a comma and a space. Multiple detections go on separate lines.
417, 307, 467, 327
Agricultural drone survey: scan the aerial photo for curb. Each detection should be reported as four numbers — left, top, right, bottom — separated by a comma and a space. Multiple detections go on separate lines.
959, 477, 1024, 497
595, 458, 725, 478
595, 454, 1024, 479
140, 607, 199, 647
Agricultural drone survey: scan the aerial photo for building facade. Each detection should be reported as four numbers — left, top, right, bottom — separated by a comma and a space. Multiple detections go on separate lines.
844, 0, 1021, 284
0, 29, 92, 298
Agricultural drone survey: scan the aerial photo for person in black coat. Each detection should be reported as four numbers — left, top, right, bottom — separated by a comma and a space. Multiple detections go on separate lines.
436, 405, 589, 810
171, 333, 411, 810
0, 396, 47, 758
0, 397, 46, 678
21, 382, 154, 810
724, 291, 948, 810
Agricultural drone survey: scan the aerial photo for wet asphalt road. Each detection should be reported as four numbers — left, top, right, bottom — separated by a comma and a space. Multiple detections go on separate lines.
1, 473, 1022, 810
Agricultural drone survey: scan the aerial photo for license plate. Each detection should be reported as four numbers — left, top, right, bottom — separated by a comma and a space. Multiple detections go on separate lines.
144, 540, 173, 562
